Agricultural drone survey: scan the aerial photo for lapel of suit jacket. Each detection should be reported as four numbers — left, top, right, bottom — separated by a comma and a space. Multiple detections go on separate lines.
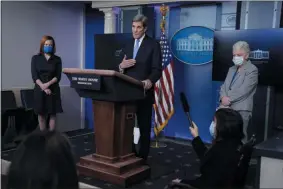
231, 67, 241, 85
228, 66, 238, 86
231, 61, 250, 85
128, 38, 135, 59
134, 35, 148, 61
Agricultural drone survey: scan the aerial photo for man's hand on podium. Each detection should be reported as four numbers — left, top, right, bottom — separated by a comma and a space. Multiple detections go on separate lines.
119, 55, 136, 69
142, 79, 152, 90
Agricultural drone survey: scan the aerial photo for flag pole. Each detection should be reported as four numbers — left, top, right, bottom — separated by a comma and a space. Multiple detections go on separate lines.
150, 4, 169, 148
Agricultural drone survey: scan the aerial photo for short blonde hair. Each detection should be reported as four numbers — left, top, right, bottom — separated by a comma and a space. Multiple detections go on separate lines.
233, 41, 250, 55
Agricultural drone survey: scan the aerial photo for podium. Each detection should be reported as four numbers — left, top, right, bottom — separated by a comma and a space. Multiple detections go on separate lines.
63, 68, 150, 187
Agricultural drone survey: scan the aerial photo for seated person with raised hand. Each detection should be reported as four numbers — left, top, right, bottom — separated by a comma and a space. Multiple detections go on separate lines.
169, 108, 244, 189
6, 130, 79, 189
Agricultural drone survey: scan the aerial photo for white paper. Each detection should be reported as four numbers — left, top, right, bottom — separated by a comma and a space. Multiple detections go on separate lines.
133, 127, 140, 144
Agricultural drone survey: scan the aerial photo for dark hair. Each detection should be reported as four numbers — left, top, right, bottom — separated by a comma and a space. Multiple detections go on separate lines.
7, 130, 79, 189
214, 108, 244, 141
39, 35, 56, 54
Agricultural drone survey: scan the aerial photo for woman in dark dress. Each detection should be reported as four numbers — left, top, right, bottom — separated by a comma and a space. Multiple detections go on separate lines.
31, 35, 63, 131
169, 108, 244, 189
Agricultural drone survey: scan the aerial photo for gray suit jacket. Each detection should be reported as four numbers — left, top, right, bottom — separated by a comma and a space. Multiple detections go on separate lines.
219, 61, 258, 112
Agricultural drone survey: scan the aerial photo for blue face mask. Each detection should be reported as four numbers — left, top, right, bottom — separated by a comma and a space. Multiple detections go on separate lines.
43, 46, 53, 54
209, 121, 216, 138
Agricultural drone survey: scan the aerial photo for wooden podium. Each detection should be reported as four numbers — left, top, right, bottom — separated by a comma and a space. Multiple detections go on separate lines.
63, 68, 150, 187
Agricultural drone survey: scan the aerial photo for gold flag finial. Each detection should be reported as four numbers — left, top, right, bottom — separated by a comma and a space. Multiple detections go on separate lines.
160, 4, 168, 33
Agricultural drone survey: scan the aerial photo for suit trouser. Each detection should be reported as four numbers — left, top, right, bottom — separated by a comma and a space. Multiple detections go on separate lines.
132, 95, 153, 160
238, 110, 252, 143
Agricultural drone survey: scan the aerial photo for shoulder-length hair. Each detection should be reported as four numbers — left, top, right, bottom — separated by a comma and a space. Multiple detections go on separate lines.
7, 130, 79, 189
214, 108, 244, 142
39, 35, 56, 54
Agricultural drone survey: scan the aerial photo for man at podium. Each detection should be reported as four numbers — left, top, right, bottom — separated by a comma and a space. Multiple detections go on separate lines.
118, 14, 162, 162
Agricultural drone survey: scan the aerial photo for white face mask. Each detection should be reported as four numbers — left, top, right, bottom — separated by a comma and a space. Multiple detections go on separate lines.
232, 56, 244, 66
209, 121, 216, 138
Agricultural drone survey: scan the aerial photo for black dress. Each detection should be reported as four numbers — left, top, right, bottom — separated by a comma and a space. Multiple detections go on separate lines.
31, 54, 63, 115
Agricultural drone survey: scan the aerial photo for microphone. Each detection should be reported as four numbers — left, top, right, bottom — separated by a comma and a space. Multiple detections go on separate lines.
180, 92, 194, 128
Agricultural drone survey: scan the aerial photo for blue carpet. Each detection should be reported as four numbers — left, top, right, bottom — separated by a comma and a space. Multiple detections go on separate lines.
2, 132, 257, 189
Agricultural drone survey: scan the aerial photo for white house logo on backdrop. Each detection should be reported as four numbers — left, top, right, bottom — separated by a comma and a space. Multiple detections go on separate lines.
176, 33, 213, 51
226, 15, 236, 26
171, 26, 214, 65
249, 49, 269, 60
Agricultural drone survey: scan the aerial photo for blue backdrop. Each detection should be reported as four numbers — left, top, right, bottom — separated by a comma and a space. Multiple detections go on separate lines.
162, 7, 223, 143
85, 9, 104, 130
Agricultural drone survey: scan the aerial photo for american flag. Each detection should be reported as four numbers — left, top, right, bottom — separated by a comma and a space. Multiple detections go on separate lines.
153, 32, 174, 136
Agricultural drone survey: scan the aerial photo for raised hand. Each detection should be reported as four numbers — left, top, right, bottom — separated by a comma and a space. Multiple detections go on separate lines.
119, 55, 136, 69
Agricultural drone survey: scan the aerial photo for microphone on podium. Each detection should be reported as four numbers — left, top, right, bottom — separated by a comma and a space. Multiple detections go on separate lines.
180, 92, 194, 128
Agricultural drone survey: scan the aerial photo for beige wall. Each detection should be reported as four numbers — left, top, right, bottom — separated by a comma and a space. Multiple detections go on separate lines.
1, 1, 85, 131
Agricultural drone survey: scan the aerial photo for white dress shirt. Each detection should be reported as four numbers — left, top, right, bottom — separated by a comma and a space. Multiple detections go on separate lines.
134, 34, 145, 48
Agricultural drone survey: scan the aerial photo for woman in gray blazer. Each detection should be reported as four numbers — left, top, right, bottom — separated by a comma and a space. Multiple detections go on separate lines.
219, 41, 258, 143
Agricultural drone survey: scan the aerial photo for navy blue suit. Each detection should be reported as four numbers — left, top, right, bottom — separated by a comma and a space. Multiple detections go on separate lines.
119, 35, 162, 160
